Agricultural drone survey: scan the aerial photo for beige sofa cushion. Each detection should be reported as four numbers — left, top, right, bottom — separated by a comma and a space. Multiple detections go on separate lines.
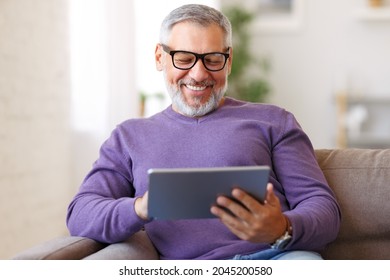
315, 149, 390, 259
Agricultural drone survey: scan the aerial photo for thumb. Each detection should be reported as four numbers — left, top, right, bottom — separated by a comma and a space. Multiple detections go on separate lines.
264, 183, 279, 206
135, 191, 149, 220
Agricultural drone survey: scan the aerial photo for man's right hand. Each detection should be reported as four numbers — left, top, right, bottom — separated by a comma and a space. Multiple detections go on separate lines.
134, 191, 149, 220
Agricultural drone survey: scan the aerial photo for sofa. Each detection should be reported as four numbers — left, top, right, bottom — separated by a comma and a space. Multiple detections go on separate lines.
12, 149, 390, 260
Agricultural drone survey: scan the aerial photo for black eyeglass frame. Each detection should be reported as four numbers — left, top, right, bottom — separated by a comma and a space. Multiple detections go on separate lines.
161, 44, 230, 72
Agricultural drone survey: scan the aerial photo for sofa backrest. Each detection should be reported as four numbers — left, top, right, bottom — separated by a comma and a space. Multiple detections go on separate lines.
315, 149, 390, 260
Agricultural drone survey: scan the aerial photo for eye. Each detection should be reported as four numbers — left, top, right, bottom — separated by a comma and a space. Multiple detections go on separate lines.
205, 54, 224, 65
173, 52, 196, 65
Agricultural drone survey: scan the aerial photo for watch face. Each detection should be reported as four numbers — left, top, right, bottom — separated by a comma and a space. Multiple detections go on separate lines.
277, 236, 292, 250
271, 232, 292, 250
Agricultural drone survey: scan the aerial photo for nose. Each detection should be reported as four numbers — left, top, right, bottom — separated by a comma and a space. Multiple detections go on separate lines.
188, 59, 210, 81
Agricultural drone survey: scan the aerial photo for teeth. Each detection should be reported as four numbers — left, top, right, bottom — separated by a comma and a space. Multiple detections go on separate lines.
186, 84, 207, 91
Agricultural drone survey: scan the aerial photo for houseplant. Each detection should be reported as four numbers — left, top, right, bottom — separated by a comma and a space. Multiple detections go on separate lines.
224, 6, 271, 103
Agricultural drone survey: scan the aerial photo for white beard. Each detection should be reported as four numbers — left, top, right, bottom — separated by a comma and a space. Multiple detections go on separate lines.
164, 72, 228, 117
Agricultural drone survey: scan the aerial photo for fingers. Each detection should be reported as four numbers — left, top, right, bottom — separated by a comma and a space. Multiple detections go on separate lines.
211, 184, 271, 219
210, 183, 284, 243
211, 195, 250, 221
210, 196, 253, 241
229, 183, 276, 214
210, 188, 260, 233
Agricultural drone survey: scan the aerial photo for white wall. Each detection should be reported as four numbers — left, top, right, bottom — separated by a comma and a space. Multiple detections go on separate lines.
0, 0, 71, 259
223, 0, 390, 148
0, 0, 138, 259
69, 0, 137, 192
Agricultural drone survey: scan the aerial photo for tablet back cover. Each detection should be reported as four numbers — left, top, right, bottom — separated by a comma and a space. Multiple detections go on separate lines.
148, 166, 270, 220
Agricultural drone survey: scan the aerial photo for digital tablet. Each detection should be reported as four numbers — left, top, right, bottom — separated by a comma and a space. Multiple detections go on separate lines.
147, 166, 270, 220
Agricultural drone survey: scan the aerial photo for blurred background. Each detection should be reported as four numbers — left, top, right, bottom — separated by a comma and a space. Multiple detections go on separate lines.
1, 0, 390, 259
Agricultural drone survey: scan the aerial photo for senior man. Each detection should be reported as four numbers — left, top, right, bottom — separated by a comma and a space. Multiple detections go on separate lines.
67, 4, 341, 260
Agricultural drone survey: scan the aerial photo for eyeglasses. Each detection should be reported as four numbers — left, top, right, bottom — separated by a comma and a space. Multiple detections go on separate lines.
161, 44, 230, 72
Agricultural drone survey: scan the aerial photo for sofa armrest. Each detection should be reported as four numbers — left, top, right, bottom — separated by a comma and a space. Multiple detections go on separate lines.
84, 230, 159, 260
13, 231, 159, 260
12, 236, 107, 260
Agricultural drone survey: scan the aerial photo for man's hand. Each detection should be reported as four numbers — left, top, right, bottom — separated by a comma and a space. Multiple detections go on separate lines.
134, 191, 149, 220
210, 183, 287, 243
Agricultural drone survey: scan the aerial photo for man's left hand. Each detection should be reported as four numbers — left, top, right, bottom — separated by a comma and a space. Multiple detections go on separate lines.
210, 183, 287, 243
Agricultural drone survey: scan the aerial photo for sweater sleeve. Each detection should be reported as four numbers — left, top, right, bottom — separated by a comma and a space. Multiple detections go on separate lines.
271, 110, 341, 251
66, 127, 148, 243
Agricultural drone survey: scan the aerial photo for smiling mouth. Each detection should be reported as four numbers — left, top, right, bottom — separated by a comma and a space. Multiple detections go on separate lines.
185, 84, 208, 91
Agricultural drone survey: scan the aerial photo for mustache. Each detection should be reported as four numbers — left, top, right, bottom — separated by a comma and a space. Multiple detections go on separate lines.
178, 79, 215, 87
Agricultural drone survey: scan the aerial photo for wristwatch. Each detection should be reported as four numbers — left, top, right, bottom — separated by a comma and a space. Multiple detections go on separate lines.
271, 231, 292, 250
271, 216, 293, 250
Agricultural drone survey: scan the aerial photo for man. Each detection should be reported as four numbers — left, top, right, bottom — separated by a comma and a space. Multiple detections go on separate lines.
67, 4, 341, 260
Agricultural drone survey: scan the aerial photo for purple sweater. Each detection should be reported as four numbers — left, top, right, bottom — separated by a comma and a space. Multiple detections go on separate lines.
67, 97, 341, 259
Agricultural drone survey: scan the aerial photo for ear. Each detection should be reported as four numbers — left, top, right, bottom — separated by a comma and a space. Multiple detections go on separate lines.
155, 44, 164, 71
227, 47, 233, 75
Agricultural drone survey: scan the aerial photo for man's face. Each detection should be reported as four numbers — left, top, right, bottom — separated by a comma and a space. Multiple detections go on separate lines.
155, 22, 232, 117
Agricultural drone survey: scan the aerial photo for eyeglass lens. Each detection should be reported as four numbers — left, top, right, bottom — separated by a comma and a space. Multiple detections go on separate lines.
173, 52, 227, 71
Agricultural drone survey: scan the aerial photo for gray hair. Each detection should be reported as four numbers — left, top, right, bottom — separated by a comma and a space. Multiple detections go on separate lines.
159, 4, 232, 47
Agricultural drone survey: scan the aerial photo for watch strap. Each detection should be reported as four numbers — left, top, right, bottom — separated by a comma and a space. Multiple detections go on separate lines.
271, 215, 292, 250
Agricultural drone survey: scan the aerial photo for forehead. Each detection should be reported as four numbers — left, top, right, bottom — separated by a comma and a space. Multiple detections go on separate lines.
168, 21, 226, 52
